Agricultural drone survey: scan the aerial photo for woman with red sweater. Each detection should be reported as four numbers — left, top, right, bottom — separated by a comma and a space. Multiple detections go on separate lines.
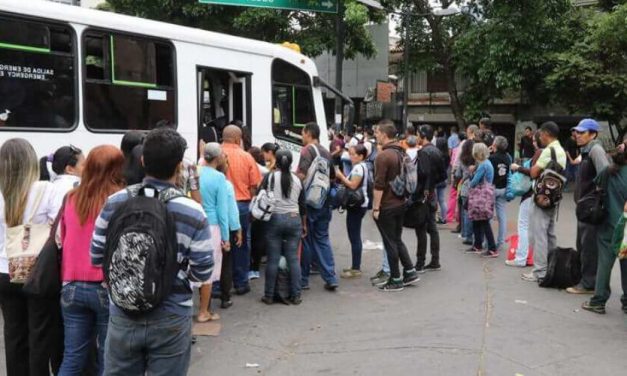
58, 145, 125, 375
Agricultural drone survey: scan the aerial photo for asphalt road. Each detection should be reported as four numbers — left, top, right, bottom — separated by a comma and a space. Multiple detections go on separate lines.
1, 193, 626, 375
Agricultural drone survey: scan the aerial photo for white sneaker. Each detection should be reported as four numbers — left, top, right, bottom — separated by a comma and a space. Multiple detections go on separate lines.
521, 272, 537, 282
248, 271, 260, 280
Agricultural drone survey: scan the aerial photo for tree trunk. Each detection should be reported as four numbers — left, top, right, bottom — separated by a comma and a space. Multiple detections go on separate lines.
444, 60, 466, 129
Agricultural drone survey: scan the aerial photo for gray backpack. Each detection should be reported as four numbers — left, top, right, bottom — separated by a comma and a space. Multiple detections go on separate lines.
304, 145, 330, 209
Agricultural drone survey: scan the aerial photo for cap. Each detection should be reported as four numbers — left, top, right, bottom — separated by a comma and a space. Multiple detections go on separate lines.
203, 142, 222, 161
573, 118, 600, 133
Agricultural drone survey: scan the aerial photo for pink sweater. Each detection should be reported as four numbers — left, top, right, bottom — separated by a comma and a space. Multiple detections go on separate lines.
61, 198, 103, 282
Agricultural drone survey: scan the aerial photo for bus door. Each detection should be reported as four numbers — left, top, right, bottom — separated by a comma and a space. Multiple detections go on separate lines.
196, 67, 251, 157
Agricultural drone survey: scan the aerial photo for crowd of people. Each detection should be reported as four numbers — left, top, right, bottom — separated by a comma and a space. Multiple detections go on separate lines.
0, 116, 626, 375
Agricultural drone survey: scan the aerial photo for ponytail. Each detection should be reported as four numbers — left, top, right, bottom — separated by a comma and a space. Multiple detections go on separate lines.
275, 150, 293, 199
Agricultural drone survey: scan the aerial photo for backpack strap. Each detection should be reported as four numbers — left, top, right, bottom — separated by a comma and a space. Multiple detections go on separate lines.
550, 147, 557, 164
310, 144, 321, 159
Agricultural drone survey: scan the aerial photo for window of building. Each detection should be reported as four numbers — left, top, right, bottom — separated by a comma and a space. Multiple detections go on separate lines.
83, 30, 175, 131
271, 59, 315, 145
0, 16, 76, 130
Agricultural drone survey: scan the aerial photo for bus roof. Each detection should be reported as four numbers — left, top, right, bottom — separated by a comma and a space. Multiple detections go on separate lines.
1, 0, 319, 75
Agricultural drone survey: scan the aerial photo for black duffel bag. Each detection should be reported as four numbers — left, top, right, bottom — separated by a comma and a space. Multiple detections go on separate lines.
576, 189, 606, 225
539, 247, 581, 289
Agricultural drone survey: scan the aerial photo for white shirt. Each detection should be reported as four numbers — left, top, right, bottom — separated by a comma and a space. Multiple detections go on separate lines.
349, 162, 369, 208
406, 147, 419, 161
0, 181, 62, 273
51, 174, 80, 208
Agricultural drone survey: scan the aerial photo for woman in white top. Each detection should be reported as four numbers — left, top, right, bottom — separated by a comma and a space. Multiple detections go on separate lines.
335, 144, 370, 279
50, 145, 85, 207
261, 150, 306, 305
0, 138, 64, 376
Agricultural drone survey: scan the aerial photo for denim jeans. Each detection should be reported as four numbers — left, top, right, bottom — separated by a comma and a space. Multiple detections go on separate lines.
264, 213, 302, 298
514, 197, 531, 265
381, 250, 390, 273
461, 198, 473, 241
375, 205, 414, 279
473, 220, 496, 251
436, 183, 448, 222
104, 311, 192, 376
233, 201, 251, 289
494, 188, 508, 248
59, 282, 109, 376
301, 205, 337, 286
346, 207, 367, 270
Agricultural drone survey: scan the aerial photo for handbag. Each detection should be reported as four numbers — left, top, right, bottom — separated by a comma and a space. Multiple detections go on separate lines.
575, 188, 606, 225
510, 159, 532, 197
6, 183, 50, 283
23, 196, 67, 298
467, 181, 495, 221
345, 164, 367, 208
250, 173, 276, 222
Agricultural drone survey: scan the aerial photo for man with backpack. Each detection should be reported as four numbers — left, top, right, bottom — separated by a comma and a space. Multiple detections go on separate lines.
568, 119, 609, 294
522, 122, 567, 283
90, 127, 214, 374
413, 124, 447, 273
371, 119, 419, 292
297, 122, 339, 291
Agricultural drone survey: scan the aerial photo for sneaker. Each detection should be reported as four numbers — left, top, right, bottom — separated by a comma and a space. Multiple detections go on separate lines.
310, 265, 321, 275
402, 271, 420, 286
220, 300, 233, 309
289, 295, 302, 305
415, 265, 426, 274
521, 272, 538, 282
324, 282, 338, 291
379, 279, 404, 292
340, 269, 362, 279
481, 250, 499, 258
436, 219, 447, 225
581, 301, 606, 314
424, 263, 441, 271
370, 270, 387, 282
505, 260, 526, 268
261, 296, 274, 305
465, 247, 482, 254
235, 285, 251, 295
248, 271, 260, 280
566, 286, 594, 295
371, 272, 391, 286
462, 239, 473, 246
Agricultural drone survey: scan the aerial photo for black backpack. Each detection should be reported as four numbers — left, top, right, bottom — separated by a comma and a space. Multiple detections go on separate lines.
103, 185, 184, 315
538, 247, 581, 289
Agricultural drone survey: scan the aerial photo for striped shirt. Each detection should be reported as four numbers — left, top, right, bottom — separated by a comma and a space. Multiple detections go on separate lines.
90, 179, 214, 317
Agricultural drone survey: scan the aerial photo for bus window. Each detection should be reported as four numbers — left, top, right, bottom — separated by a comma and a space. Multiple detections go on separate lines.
0, 16, 75, 130
83, 30, 175, 131
271, 59, 316, 145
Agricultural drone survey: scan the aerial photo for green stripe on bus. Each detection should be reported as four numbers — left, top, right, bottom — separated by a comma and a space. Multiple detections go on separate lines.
0, 42, 50, 54
109, 35, 157, 89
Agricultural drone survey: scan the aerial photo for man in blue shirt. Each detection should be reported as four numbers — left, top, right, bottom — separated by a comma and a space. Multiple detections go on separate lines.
91, 127, 214, 375
447, 126, 460, 151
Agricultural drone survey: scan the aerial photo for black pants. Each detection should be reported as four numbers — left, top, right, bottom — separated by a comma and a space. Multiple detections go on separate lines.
375, 205, 414, 279
0, 273, 63, 376
473, 220, 496, 251
220, 231, 235, 302
415, 203, 440, 268
577, 221, 599, 290
250, 220, 266, 272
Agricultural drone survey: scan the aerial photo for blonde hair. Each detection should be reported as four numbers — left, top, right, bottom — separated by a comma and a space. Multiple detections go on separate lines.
0, 139, 40, 227
472, 142, 490, 162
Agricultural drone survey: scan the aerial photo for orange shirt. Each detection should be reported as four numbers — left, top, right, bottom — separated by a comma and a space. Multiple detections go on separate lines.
222, 143, 262, 201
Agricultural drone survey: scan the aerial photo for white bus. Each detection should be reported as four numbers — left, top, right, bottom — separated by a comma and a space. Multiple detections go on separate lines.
0, 0, 351, 161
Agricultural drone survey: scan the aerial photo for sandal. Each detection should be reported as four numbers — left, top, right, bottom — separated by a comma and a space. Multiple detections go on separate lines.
196, 311, 220, 323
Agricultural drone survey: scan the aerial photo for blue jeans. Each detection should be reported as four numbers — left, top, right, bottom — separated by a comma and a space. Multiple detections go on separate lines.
494, 188, 508, 248
104, 311, 192, 375
381, 250, 390, 273
233, 201, 251, 289
346, 207, 367, 270
301, 205, 337, 286
264, 213, 302, 298
59, 282, 109, 376
461, 198, 473, 241
436, 183, 448, 222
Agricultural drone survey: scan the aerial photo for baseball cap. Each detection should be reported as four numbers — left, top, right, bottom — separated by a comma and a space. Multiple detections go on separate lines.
203, 142, 222, 161
572, 118, 600, 133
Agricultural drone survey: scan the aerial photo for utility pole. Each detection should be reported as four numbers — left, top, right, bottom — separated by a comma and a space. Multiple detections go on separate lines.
334, 0, 346, 133
401, 8, 410, 133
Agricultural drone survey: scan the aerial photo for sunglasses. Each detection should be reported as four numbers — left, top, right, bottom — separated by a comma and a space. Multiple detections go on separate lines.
69, 144, 82, 155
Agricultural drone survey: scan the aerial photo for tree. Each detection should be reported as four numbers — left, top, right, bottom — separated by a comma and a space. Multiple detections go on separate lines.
101, 0, 384, 59
546, 3, 627, 141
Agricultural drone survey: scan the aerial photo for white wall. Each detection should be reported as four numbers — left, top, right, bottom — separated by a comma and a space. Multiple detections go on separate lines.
81, 0, 102, 8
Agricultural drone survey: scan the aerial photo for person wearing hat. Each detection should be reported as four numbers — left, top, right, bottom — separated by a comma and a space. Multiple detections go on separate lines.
567, 118, 610, 294
197, 142, 230, 322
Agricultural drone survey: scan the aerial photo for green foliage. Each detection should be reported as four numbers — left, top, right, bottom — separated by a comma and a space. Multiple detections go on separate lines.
546, 3, 627, 130
102, 0, 384, 58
